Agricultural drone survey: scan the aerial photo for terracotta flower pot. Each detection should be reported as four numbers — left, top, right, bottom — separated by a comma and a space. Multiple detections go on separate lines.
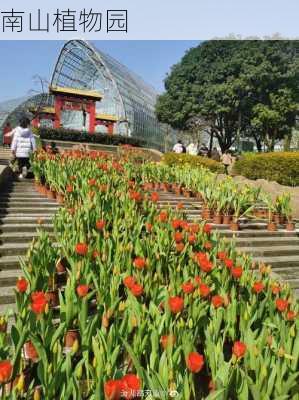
24, 341, 39, 362
213, 214, 222, 224
56, 193, 65, 204
47, 189, 56, 200
40, 185, 47, 196
286, 222, 295, 231
45, 290, 59, 308
64, 329, 80, 348
183, 190, 192, 198
222, 215, 232, 225
273, 213, 283, 225
267, 222, 277, 232
202, 207, 212, 221
230, 221, 240, 231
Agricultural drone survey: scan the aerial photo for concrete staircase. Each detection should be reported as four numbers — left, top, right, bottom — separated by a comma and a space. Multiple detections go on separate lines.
0, 147, 11, 165
156, 191, 299, 297
0, 179, 58, 311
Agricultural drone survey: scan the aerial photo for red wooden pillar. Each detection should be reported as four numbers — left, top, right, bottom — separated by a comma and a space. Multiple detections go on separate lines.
107, 122, 114, 135
89, 101, 96, 133
54, 96, 62, 129
31, 116, 40, 128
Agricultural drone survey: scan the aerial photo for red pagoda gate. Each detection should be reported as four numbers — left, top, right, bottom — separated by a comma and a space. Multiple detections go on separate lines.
31, 86, 118, 135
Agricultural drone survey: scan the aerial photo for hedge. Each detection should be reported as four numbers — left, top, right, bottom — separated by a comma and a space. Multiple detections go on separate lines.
36, 127, 146, 147
233, 152, 299, 186
163, 153, 225, 173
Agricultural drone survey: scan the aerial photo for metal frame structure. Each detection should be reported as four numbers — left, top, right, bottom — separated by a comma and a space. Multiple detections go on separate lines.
0, 40, 176, 151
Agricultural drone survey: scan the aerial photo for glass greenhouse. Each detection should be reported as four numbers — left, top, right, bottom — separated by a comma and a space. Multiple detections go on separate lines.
0, 40, 175, 151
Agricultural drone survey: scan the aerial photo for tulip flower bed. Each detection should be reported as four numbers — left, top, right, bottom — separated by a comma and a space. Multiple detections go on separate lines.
0, 149, 298, 399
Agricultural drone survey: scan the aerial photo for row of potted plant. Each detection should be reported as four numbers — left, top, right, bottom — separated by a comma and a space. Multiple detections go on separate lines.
0, 149, 297, 399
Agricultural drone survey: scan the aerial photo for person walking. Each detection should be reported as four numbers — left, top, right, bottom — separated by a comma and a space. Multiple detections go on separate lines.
221, 151, 233, 174
2, 122, 12, 147
172, 140, 184, 154
187, 142, 198, 156
211, 147, 220, 162
11, 117, 36, 179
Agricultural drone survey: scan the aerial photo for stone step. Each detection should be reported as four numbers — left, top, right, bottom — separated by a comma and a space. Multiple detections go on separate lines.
240, 246, 299, 257
0, 255, 22, 270
0, 215, 54, 224
253, 255, 299, 268
0, 223, 53, 233
0, 207, 58, 215
0, 231, 54, 244
0, 243, 30, 256
235, 236, 299, 247
0, 269, 21, 287
0, 201, 58, 208
218, 229, 299, 238
286, 278, 299, 289
0, 286, 16, 305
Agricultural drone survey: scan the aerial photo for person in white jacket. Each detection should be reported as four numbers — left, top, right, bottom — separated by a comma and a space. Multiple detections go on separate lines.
11, 117, 36, 178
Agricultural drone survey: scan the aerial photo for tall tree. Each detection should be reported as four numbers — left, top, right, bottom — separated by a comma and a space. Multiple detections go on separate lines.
156, 41, 299, 152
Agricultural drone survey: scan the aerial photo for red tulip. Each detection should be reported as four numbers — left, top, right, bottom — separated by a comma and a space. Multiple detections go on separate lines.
188, 234, 196, 244
271, 284, 281, 295
16, 277, 28, 293
217, 251, 227, 261
0, 360, 13, 383
145, 223, 152, 232
96, 219, 106, 230
76, 285, 89, 298
158, 211, 168, 222
286, 310, 297, 321
199, 258, 213, 273
160, 335, 176, 349
31, 291, 47, 314
121, 374, 141, 399
176, 242, 185, 253
181, 281, 195, 294
204, 241, 212, 250
150, 192, 159, 202
232, 341, 247, 358
176, 202, 184, 210
276, 298, 288, 312
186, 352, 204, 373
88, 178, 96, 186
194, 276, 202, 285
199, 284, 211, 298
211, 295, 224, 308
123, 276, 136, 289
252, 281, 264, 294
203, 224, 212, 234
133, 257, 146, 270
174, 231, 183, 243
189, 223, 199, 233
224, 258, 234, 269
104, 379, 121, 400
168, 296, 184, 314
231, 266, 243, 279
66, 184, 73, 193
130, 284, 143, 297
172, 219, 182, 230
75, 243, 88, 256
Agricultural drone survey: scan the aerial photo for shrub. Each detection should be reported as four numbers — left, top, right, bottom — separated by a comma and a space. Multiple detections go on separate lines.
233, 152, 299, 186
163, 152, 225, 173
36, 127, 146, 147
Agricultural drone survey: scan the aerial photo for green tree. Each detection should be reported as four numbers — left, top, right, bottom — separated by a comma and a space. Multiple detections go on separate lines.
156, 41, 299, 152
